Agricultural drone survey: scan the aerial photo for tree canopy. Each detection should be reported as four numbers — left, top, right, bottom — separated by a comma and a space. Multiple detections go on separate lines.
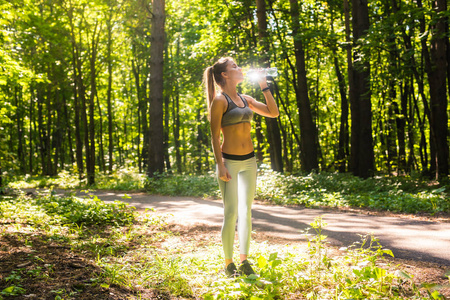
1, 0, 449, 183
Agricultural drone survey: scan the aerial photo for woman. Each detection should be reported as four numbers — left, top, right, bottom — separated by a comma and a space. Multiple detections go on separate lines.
203, 57, 279, 277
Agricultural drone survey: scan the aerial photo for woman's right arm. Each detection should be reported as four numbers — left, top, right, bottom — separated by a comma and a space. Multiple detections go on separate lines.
210, 96, 231, 182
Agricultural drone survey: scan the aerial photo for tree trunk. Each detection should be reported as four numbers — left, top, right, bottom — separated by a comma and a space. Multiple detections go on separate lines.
37, 88, 47, 175
349, 0, 374, 178
86, 22, 101, 185
407, 78, 418, 171
396, 3, 430, 173
0, 166, 3, 192
256, 0, 283, 172
164, 95, 172, 172
45, 83, 53, 175
15, 86, 26, 173
54, 88, 63, 174
427, 0, 449, 179
62, 91, 74, 166
331, 9, 349, 172
141, 75, 149, 171
107, 5, 114, 174
68, 7, 84, 179
396, 87, 407, 173
134, 65, 141, 172
173, 93, 182, 173
289, 0, 319, 173
148, 0, 166, 176
29, 86, 34, 174
334, 51, 349, 173
96, 94, 106, 173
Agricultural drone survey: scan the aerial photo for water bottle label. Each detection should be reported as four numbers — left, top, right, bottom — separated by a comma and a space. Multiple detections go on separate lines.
245, 67, 277, 81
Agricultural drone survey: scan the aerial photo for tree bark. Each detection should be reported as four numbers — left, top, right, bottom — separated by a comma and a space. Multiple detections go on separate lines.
427, 0, 449, 179
67, 6, 84, 178
106, 5, 114, 174
148, 0, 166, 176
256, 0, 283, 172
172, 35, 182, 173
289, 0, 319, 173
349, 0, 374, 178
14, 86, 26, 173
86, 21, 101, 185
331, 9, 349, 172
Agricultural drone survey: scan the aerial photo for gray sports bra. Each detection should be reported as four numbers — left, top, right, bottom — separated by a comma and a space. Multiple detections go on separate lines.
221, 93, 254, 127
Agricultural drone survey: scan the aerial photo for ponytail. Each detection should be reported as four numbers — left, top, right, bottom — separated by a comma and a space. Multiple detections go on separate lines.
203, 66, 216, 121
203, 57, 234, 121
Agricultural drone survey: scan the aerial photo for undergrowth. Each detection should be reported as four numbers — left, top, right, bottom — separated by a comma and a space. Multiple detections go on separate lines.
6, 166, 450, 215
1, 192, 448, 299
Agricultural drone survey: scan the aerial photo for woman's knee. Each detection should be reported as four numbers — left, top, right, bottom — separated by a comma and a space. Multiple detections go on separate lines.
224, 207, 238, 221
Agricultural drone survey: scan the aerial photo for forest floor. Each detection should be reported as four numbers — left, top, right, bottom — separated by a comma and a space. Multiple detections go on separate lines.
81, 190, 450, 266
1, 189, 449, 299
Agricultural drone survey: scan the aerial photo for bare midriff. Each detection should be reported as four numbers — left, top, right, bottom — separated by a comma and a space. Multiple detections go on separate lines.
221, 122, 254, 155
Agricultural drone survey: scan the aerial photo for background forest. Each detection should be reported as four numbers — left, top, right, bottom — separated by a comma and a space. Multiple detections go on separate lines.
1, 0, 450, 185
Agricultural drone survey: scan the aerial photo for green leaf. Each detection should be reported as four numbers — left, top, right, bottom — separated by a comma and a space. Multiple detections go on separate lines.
430, 290, 444, 299
247, 274, 259, 280
395, 270, 412, 280
2, 286, 15, 293
382, 249, 394, 257
270, 259, 282, 269
257, 255, 267, 269
269, 252, 278, 261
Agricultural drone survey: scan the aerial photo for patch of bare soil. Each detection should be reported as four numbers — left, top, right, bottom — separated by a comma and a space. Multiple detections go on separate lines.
0, 225, 165, 300
385, 257, 450, 297
1, 213, 449, 300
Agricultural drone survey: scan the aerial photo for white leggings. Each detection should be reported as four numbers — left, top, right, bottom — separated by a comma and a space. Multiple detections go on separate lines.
217, 156, 257, 260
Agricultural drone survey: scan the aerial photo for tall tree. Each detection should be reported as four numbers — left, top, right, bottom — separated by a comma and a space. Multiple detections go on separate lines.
148, 0, 166, 176
106, 0, 115, 174
349, 0, 374, 178
67, 3, 85, 179
330, 4, 349, 172
86, 20, 102, 185
255, 0, 283, 172
289, 0, 319, 173
426, 0, 449, 179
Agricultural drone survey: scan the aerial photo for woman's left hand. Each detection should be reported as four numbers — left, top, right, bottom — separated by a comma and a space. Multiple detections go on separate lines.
256, 69, 267, 86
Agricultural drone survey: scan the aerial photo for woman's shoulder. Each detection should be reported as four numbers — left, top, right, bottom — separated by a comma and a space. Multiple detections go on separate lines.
210, 94, 227, 113
212, 94, 227, 106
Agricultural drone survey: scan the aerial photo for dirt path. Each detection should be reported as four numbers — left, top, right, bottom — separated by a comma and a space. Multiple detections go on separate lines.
54, 189, 450, 267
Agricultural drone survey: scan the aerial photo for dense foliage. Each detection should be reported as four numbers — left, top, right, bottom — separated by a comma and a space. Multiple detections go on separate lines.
1, 0, 450, 184
7, 169, 450, 215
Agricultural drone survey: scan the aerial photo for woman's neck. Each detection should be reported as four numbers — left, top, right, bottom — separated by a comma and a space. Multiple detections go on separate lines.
221, 84, 238, 97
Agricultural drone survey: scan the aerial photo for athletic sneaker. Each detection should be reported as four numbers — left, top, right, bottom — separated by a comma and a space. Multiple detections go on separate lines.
225, 262, 239, 278
239, 260, 255, 276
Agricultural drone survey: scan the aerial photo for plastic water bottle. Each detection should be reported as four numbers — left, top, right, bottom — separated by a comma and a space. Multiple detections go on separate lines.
246, 67, 278, 81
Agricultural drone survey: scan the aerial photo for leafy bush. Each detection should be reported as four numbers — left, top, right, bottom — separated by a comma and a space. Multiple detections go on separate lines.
145, 172, 219, 197
6, 167, 450, 214
94, 167, 146, 190
7, 167, 146, 191
255, 167, 450, 215
0, 192, 136, 227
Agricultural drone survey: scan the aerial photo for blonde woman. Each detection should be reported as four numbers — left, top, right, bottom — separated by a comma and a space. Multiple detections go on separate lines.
203, 57, 279, 277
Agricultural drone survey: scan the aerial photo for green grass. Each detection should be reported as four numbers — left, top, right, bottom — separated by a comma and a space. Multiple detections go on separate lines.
6, 166, 450, 215
1, 192, 448, 299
